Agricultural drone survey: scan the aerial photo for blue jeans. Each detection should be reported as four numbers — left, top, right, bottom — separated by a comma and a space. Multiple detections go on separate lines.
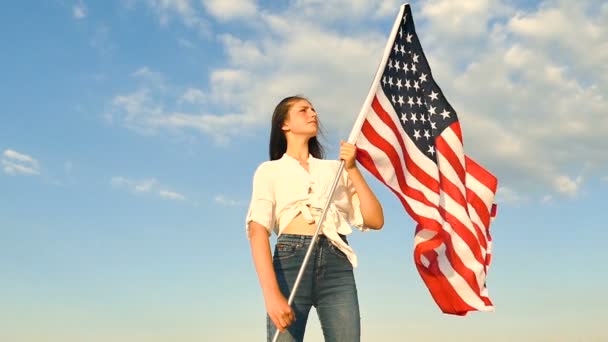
267, 234, 360, 342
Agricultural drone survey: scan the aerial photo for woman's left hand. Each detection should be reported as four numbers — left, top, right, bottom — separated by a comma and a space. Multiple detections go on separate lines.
340, 140, 357, 170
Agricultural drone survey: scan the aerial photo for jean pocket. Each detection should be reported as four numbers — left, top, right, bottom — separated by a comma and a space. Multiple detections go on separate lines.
274, 240, 304, 261
327, 243, 349, 261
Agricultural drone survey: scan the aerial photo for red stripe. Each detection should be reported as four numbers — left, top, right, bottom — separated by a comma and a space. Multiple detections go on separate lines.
371, 96, 440, 193
465, 156, 498, 193
357, 96, 498, 314
361, 120, 440, 214
360, 117, 486, 294
358, 147, 444, 234
436, 134, 466, 186
415, 247, 478, 315
466, 188, 492, 235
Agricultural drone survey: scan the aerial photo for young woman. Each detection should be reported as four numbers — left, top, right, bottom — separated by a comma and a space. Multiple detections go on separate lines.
246, 96, 384, 342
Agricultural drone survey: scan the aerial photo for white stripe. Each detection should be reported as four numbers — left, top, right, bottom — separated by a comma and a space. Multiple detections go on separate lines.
441, 126, 465, 171
362, 109, 440, 204
466, 174, 494, 207
440, 192, 486, 286
435, 239, 491, 310
466, 203, 489, 252
357, 134, 443, 224
375, 89, 439, 179
436, 154, 466, 200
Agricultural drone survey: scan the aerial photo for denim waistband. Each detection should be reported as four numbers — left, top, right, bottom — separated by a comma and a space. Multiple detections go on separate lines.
277, 233, 347, 244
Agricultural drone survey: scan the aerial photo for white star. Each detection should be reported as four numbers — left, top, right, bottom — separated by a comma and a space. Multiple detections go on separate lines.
416, 97, 423, 106
419, 72, 427, 83
393, 44, 399, 54
399, 28, 403, 39
382, 76, 387, 87
388, 59, 394, 71
406, 33, 413, 43
420, 115, 427, 124
430, 121, 437, 129
411, 63, 417, 73
403, 12, 408, 23
428, 105, 436, 116
388, 77, 394, 87
401, 112, 408, 123
412, 53, 419, 63
410, 113, 418, 124
400, 45, 406, 56
408, 96, 415, 107
424, 129, 430, 139
413, 129, 421, 140
395, 60, 401, 72
391, 95, 397, 105
403, 63, 410, 73
405, 79, 412, 90
396, 78, 403, 90
398, 95, 405, 106
440, 109, 451, 119
413, 80, 420, 91
427, 145, 435, 155
429, 90, 439, 101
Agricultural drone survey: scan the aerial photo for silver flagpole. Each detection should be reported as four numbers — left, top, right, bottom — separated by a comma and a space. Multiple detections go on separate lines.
271, 4, 406, 341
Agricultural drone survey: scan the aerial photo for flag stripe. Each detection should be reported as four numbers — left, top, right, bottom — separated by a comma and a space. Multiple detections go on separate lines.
352, 4, 497, 315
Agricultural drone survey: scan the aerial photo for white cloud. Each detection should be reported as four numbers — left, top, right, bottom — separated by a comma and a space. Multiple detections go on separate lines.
201, 0, 257, 20
540, 195, 553, 205
73, 1, 87, 19
159, 190, 186, 200
2, 149, 40, 176
495, 186, 526, 204
111, 176, 187, 201
106, 1, 608, 198
90, 25, 115, 56
178, 38, 195, 48
179, 88, 206, 104
214, 194, 242, 206
602, 176, 608, 184
553, 175, 583, 197
420, 0, 512, 38
123, 0, 209, 35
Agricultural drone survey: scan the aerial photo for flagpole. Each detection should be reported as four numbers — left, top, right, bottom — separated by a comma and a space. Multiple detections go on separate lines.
271, 4, 406, 341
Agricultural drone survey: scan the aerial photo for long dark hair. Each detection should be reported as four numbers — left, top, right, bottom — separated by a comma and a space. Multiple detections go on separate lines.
269, 96, 325, 161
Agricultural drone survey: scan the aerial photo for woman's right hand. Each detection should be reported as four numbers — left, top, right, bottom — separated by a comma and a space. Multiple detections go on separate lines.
265, 290, 295, 332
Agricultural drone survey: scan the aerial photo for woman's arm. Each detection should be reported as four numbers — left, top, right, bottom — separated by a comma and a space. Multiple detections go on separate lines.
248, 222, 295, 332
340, 141, 384, 230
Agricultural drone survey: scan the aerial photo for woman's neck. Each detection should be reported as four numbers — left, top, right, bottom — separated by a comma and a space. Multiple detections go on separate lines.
285, 138, 310, 162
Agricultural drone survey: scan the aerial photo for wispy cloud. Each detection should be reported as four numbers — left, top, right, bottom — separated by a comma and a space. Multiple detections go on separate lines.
179, 88, 205, 104
178, 38, 195, 48
495, 186, 527, 205
201, 0, 257, 21
2, 149, 40, 176
73, 0, 87, 19
122, 0, 209, 35
90, 24, 115, 56
110, 176, 186, 201
107, 0, 608, 197
214, 194, 242, 207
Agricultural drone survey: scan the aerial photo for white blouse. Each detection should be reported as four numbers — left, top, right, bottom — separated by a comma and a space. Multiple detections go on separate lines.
246, 153, 369, 267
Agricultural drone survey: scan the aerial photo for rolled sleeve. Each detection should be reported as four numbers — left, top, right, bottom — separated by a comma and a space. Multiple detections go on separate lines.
245, 164, 275, 236
344, 171, 370, 232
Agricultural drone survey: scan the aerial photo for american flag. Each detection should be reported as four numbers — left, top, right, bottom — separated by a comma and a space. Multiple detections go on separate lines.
353, 4, 498, 315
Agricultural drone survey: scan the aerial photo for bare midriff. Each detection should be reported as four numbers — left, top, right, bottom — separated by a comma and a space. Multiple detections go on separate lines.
281, 212, 320, 236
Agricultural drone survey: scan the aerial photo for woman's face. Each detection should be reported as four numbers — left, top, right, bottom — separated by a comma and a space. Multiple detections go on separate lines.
282, 99, 318, 137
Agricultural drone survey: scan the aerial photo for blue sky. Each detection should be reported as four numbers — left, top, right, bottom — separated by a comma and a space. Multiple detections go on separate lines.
1, 0, 607, 341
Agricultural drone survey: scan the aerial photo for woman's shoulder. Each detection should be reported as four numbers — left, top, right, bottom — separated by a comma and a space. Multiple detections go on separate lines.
253, 159, 283, 176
